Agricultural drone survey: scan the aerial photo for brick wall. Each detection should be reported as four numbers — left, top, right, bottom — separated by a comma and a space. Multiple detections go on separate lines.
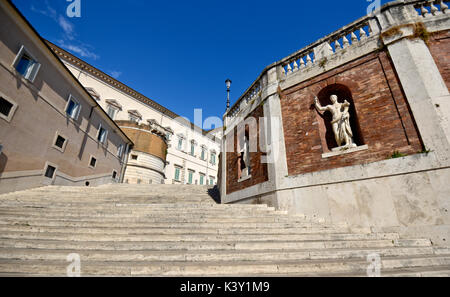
280, 51, 423, 176
226, 105, 268, 194
429, 30, 450, 91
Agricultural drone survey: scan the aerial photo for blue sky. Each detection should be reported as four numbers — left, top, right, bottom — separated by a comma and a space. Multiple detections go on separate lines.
11, 0, 390, 124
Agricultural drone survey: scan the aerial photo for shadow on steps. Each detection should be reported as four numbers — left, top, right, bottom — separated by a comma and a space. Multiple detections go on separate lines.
207, 186, 220, 204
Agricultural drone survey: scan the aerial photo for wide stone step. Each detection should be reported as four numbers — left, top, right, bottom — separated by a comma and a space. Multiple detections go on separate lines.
0, 230, 400, 242
0, 209, 292, 218
0, 256, 449, 276
0, 218, 347, 229
0, 246, 438, 262
0, 238, 431, 251
0, 225, 368, 235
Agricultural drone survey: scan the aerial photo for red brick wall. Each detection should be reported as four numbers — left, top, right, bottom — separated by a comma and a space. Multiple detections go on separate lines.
226, 105, 268, 194
429, 30, 450, 91
281, 51, 423, 176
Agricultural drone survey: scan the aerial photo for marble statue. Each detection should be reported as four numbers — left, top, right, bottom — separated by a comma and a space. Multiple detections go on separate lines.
314, 94, 357, 149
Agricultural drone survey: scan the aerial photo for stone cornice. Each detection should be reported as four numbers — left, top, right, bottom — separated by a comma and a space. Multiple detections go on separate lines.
46, 41, 187, 121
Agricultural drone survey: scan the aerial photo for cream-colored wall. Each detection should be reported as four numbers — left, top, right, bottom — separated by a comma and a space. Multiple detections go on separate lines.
0, 3, 130, 194
62, 62, 220, 185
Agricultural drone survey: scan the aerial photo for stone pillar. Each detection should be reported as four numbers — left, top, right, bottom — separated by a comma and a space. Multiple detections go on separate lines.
380, 7, 450, 165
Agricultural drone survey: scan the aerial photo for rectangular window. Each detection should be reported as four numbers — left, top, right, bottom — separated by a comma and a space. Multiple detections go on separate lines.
199, 174, 205, 185
188, 170, 194, 184
112, 170, 118, 179
178, 138, 183, 150
174, 167, 181, 181
191, 143, 195, 156
211, 153, 216, 165
201, 148, 205, 160
97, 124, 108, 144
65, 95, 81, 120
131, 154, 138, 160
117, 144, 124, 158
129, 115, 139, 123
0, 96, 18, 122
106, 105, 117, 120
89, 156, 97, 168
13, 46, 41, 82
209, 176, 215, 185
44, 165, 56, 179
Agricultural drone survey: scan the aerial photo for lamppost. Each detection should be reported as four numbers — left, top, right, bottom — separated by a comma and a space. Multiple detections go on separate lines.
225, 79, 232, 112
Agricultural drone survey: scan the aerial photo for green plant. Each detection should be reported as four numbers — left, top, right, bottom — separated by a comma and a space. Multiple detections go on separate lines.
319, 57, 328, 69
390, 151, 406, 159
418, 147, 432, 155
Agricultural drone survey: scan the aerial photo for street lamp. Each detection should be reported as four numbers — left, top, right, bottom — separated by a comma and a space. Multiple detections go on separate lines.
225, 79, 232, 111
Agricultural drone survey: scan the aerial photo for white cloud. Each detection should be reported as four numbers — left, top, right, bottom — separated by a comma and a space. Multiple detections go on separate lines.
58, 15, 75, 40
110, 71, 122, 79
57, 40, 99, 60
31, 1, 99, 61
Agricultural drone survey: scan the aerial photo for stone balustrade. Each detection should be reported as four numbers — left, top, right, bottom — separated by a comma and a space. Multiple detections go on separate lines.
224, 0, 449, 122
280, 19, 375, 78
415, 0, 448, 17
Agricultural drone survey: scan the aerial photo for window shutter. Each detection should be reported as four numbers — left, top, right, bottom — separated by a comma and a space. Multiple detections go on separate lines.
28, 62, 41, 83
11, 45, 25, 68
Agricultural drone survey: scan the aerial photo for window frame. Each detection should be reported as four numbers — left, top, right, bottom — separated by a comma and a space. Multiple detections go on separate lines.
65, 95, 82, 121
12, 45, 41, 83
188, 170, 194, 185
89, 155, 97, 169
0, 92, 18, 123
106, 104, 118, 120
52, 131, 68, 153
97, 123, 109, 145
112, 170, 118, 180
43, 162, 58, 182
174, 166, 181, 181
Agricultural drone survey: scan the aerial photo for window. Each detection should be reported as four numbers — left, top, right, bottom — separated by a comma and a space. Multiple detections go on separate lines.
52, 133, 68, 152
65, 95, 81, 120
188, 170, 194, 184
201, 147, 206, 161
106, 105, 118, 120
128, 110, 142, 123
131, 154, 138, 160
89, 156, 97, 168
0, 95, 18, 122
174, 167, 181, 181
44, 165, 56, 179
210, 153, 216, 165
177, 138, 183, 150
209, 176, 215, 186
112, 170, 118, 180
191, 142, 195, 156
117, 144, 124, 158
199, 174, 205, 185
13, 46, 41, 82
97, 124, 108, 144
0, 144, 3, 155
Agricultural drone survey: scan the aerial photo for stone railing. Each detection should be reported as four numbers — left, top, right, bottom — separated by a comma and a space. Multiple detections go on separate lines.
279, 17, 376, 78
414, 0, 448, 17
228, 80, 261, 119
224, 0, 449, 121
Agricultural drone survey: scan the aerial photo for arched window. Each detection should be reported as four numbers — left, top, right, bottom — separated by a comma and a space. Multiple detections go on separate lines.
315, 84, 364, 152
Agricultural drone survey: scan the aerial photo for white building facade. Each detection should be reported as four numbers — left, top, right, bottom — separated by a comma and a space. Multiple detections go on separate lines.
48, 42, 221, 186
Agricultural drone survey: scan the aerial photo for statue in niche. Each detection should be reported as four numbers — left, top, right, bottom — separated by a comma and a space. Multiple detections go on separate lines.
238, 134, 250, 179
314, 94, 357, 150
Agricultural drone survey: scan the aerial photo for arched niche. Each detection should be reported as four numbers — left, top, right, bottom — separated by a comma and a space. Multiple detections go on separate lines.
315, 84, 364, 152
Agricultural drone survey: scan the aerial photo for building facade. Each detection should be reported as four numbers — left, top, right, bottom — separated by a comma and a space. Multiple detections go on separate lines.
220, 0, 450, 246
46, 42, 221, 186
0, 1, 133, 194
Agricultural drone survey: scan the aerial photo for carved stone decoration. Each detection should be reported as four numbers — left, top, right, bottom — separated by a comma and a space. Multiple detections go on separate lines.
314, 94, 357, 150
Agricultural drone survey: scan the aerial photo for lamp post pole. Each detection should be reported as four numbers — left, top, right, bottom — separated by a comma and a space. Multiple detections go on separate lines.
225, 79, 232, 112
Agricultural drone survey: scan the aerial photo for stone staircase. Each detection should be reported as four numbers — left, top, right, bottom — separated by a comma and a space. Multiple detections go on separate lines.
0, 184, 449, 276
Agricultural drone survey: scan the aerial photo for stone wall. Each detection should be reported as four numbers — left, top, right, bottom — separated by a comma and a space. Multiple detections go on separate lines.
429, 30, 450, 91
226, 105, 268, 194
281, 51, 423, 176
